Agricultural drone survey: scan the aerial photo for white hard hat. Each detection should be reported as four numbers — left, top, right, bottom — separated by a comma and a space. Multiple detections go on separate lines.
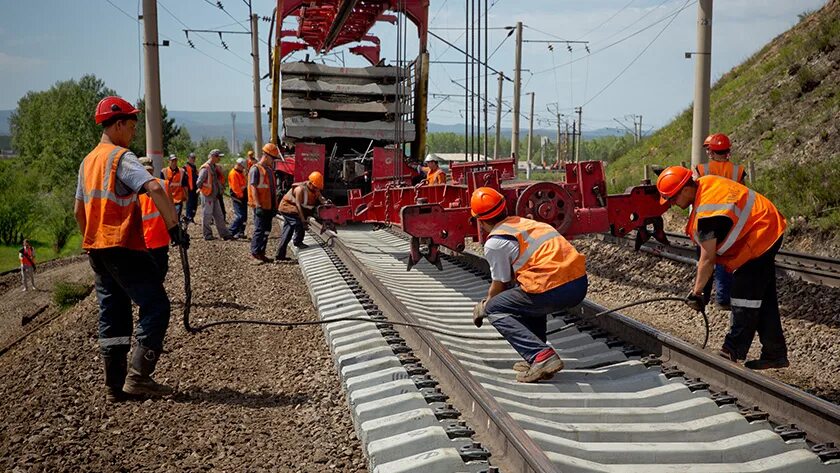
236, 158, 246, 166
424, 154, 438, 163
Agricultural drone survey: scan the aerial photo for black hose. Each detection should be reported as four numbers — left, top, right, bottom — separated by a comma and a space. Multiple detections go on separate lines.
179, 222, 195, 334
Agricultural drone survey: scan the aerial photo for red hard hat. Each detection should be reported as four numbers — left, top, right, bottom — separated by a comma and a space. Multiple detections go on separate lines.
470, 187, 506, 220
94, 96, 140, 124
656, 166, 693, 204
702, 134, 713, 148
707, 133, 731, 152
309, 171, 324, 190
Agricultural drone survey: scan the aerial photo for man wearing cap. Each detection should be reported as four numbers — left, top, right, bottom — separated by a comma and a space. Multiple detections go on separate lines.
416, 155, 447, 187
656, 166, 788, 370
249, 143, 280, 262
161, 154, 187, 222
183, 152, 199, 224
227, 158, 248, 239
75, 96, 187, 402
196, 149, 233, 241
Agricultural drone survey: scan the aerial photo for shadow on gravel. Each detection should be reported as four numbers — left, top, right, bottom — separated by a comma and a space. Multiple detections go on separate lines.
172, 388, 310, 408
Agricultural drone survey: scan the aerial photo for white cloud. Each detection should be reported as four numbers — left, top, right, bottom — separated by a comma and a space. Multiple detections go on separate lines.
0, 51, 45, 72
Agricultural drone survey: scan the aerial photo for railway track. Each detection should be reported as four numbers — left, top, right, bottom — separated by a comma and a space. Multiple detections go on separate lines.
300, 223, 840, 472
600, 231, 840, 288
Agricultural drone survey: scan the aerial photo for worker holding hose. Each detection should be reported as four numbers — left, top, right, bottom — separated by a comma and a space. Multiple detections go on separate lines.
657, 166, 788, 370
470, 187, 588, 383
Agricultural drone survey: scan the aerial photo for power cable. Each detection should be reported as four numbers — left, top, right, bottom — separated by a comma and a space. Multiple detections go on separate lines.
158, 0, 251, 65
593, 0, 674, 45
201, 0, 270, 46
575, 0, 637, 41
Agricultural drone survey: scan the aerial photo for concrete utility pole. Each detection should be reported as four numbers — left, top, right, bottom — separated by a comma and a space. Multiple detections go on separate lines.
556, 114, 562, 165
637, 115, 643, 142
570, 120, 577, 163
231, 112, 237, 154
574, 106, 583, 162
494, 73, 503, 159
511, 21, 523, 159
691, 0, 713, 168
251, 14, 264, 149
142, 0, 164, 175
526, 91, 535, 179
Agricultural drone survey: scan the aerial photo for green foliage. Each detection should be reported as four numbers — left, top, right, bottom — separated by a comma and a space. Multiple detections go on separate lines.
39, 184, 78, 252
0, 164, 40, 245
241, 141, 255, 156
0, 135, 11, 150
53, 281, 93, 310
129, 99, 190, 157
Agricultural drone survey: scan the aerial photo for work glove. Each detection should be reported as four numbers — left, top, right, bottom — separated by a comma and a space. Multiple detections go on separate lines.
685, 291, 706, 312
168, 225, 190, 249
472, 298, 488, 328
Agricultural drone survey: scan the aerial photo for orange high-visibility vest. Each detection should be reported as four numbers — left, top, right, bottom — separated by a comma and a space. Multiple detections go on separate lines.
489, 216, 587, 294
185, 164, 196, 191
279, 183, 319, 214
199, 162, 223, 197
694, 160, 745, 184
78, 143, 146, 251
426, 169, 446, 185
248, 164, 274, 210
139, 179, 171, 250
687, 175, 786, 272
228, 168, 247, 199
162, 166, 185, 203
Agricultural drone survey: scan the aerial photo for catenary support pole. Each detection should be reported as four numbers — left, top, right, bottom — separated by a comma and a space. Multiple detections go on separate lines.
556, 113, 562, 166
251, 14, 264, 149
691, 0, 713, 168
526, 91, 534, 179
494, 73, 503, 159
142, 0, 164, 175
511, 21, 523, 160
575, 106, 582, 162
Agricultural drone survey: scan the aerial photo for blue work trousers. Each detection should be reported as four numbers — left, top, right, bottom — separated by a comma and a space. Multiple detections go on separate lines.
485, 275, 588, 363
88, 248, 171, 357
275, 212, 305, 259
185, 190, 198, 222
228, 197, 248, 237
250, 208, 274, 256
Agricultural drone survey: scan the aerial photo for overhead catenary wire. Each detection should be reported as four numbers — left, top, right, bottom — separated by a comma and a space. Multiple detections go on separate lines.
158, 0, 252, 65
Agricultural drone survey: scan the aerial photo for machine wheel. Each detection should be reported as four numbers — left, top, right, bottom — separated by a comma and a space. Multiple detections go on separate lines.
515, 182, 575, 234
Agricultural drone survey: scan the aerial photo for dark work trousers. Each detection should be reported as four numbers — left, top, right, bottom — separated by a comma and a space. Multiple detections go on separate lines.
219, 193, 227, 220
173, 202, 183, 222
275, 212, 305, 259
149, 246, 170, 283
485, 275, 588, 363
723, 237, 786, 361
185, 190, 198, 222
250, 208, 274, 256
228, 196, 248, 237
88, 248, 171, 359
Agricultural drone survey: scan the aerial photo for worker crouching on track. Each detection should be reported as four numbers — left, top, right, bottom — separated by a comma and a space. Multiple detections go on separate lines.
470, 187, 588, 383
274, 171, 330, 262
657, 166, 788, 370
249, 143, 280, 263
139, 157, 172, 282
74, 96, 188, 402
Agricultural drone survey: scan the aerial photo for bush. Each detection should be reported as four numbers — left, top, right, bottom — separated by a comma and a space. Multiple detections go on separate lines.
53, 281, 93, 310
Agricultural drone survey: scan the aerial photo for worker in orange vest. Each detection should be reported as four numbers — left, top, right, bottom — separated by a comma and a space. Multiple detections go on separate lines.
249, 143, 280, 262
227, 158, 248, 239
275, 171, 330, 262
140, 157, 172, 281
161, 155, 187, 221
18, 239, 36, 291
657, 166, 788, 370
470, 187, 588, 383
183, 152, 199, 224
196, 149, 232, 241
74, 96, 187, 402
416, 155, 447, 187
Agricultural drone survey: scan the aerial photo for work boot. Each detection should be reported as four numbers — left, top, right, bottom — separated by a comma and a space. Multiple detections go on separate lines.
744, 358, 789, 370
123, 346, 174, 397
104, 355, 131, 403
718, 347, 740, 362
293, 242, 308, 249
512, 361, 530, 372
516, 352, 564, 383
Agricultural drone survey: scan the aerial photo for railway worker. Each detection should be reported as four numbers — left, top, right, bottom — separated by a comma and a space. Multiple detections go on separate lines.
161, 154, 187, 221
139, 157, 172, 281
246, 150, 257, 174
184, 152, 199, 224
249, 143, 280, 262
19, 239, 36, 291
196, 149, 233, 241
227, 158, 248, 239
74, 96, 187, 402
416, 155, 446, 187
657, 166, 788, 370
274, 171, 330, 262
469, 187, 588, 383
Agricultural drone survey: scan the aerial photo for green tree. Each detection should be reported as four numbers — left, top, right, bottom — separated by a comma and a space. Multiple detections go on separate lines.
241, 141, 255, 157
39, 184, 78, 252
0, 164, 40, 245
129, 98, 186, 157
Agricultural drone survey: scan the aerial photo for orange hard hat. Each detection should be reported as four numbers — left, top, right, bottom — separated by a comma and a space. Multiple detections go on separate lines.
702, 134, 713, 148
707, 133, 731, 152
470, 187, 506, 220
95, 96, 140, 124
262, 143, 281, 158
247, 150, 255, 157
308, 171, 324, 190
656, 166, 693, 204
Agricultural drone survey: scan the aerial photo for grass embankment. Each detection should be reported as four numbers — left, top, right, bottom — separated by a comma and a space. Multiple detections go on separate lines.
0, 234, 81, 273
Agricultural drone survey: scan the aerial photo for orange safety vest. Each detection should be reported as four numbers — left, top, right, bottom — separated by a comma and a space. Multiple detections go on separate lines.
489, 216, 587, 294
199, 162, 224, 197
228, 168, 247, 199
162, 166, 186, 203
185, 164, 196, 191
694, 160, 746, 184
426, 168, 446, 185
139, 179, 171, 250
687, 176, 786, 272
279, 183, 319, 215
78, 143, 146, 251
248, 164, 274, 209
20, 247, 35, 267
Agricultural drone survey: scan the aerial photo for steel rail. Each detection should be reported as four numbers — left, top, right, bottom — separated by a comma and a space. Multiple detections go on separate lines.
312, 222, 557, 473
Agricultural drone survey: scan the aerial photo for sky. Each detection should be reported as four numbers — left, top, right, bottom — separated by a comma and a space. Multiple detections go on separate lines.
0, 0, 829, 132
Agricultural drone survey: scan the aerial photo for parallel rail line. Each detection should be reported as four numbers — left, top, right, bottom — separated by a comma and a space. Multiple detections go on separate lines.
310, 223, 840, 472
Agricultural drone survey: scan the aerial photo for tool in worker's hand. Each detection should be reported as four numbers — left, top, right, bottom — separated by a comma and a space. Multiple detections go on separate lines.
684, 291, 706, 312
